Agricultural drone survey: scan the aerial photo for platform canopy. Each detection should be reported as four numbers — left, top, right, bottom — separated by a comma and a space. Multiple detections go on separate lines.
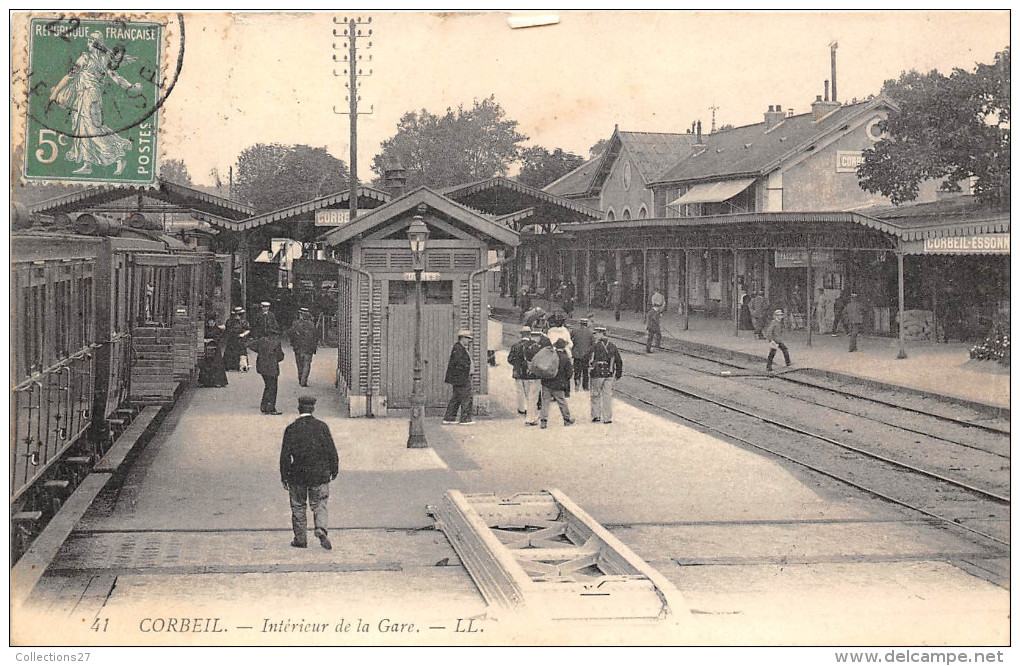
669, 178, 756, 206
441, 176, 600, 229
28, 178, 254, 223
227, 186, 391, 232
319, 186, 520, 248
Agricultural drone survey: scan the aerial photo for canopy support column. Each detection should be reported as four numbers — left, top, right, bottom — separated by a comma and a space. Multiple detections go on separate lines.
897, 251, 907, 359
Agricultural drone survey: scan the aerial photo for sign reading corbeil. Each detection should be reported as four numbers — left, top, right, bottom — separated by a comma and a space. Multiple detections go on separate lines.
315, 209, 351, 226
923, 235, 1010, 254
775, 250, 835, 268
402, 272, 442, 281
835, 150, 864, 173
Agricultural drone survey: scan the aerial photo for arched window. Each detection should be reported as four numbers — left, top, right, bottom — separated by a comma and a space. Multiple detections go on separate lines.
638, 205, 648, 219
622, 208, 631, 220
606, 208, 616, 221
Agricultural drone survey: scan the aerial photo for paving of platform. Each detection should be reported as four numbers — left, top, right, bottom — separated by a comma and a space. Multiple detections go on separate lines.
18, 338, 1010, 646
494, 296, 1010, 409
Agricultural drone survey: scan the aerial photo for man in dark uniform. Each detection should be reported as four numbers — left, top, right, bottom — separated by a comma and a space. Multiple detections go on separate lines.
645, 305, 663, 353
540, 338, 575, 429
288, 307, 319, 387
589, 326, 623, 424
280, 396, 339, 550
844, 292, 866, 352
253, 335, 285, 414
252, 301, 280, 340
223, 307, 250, 371
442, 330, 474, 425
507, 326, 534, 415
571, 318, 594, 391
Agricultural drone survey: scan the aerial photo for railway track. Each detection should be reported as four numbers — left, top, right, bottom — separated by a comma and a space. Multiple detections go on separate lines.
615, 373, 1010, 548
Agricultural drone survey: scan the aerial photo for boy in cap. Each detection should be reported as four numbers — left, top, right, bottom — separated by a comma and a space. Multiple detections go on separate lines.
540, 338, 575, 429
443, 330, 475, 425
289, 307, 319, 387
280, 396, 339, 550
589, 326, 623, 423
764, 309, 791, 372
507, 327, 534, 415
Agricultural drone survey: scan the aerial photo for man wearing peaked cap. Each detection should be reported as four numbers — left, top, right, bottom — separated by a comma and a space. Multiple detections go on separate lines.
280, 395, 338, 550
571, 317, 594, 392
224, 306, 251, 371
764, 309, 791, 372
251, 300, 279, 339
443, 330, 474, 424
289, 306, 319, 387
507, 326, 535, 416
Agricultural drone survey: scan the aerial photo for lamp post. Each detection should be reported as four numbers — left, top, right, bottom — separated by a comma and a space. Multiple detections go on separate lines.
407, 208, 430, 448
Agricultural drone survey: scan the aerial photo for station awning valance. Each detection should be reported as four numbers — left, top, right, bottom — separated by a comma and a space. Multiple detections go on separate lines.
670, 178, 755, 206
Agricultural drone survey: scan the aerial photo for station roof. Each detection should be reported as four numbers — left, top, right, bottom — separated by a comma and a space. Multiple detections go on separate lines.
542, 155, 601, 198
28, 178, 254, 222
319, 186, 519, 248
858, 195, 1010, 242
227, 186, 391, 232
440, 176, 600, 224
651, 97, 896, 186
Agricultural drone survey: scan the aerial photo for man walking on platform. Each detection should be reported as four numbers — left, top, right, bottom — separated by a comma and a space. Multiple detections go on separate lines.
589, 326, 623, 424
289, 307, 318, 387
253, 335, 285, 414
645, 305, 662, 353
540, 338, 575, 429
765, 309, 791, 372
443, 330, 474, 425
223, 307, 250, 371
750, 292, 768, 340
571, 318, 594, 391
280, 396, 338, 550
844, 292, 865, 352
507, 327, 534, 415
252, 301, 280, 340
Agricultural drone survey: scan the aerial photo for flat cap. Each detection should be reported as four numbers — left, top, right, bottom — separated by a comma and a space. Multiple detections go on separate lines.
457, 330, 473, 339
579, 318, 589, 324
297, 395, 316, 407
594, 326, 608, 332
554, 338, 568, 348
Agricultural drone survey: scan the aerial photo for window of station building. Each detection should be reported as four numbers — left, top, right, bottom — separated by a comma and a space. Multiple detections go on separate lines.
622, 208, 631, 220
606, 208, 616, 221
638, 205, 648, 219
388, 279, 453, 305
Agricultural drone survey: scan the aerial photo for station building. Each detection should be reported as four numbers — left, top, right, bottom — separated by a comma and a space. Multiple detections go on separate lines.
542, 92, 1010, 348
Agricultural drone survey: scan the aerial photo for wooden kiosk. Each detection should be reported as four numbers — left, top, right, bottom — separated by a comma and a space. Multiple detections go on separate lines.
320, 188, 519, 417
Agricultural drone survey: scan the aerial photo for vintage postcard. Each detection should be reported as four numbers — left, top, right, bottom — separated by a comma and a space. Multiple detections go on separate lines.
8, 10, 1011, 657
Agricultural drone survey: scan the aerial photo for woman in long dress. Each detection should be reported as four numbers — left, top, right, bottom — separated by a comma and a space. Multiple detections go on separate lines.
48, 31, 140, 175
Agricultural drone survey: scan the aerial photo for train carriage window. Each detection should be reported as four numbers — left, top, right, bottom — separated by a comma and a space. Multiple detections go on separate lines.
24, 284, 44, 374
80, 276, 93, 345
55, 280, 69, 358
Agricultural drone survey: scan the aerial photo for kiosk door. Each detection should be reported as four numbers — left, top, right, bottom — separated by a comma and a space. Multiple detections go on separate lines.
385, 303, 456, 408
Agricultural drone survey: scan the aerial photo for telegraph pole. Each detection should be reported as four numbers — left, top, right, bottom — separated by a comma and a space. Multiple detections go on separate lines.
333, 16, 373, 221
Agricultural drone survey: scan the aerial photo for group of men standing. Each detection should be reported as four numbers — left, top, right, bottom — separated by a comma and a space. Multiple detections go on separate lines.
507, 315, 623, 429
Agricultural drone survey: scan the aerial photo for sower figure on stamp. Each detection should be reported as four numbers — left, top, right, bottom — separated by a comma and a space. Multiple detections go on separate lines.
589, 326, 623, 424
765, 309, 792, 372
280, 396, 338, 550
289, 307, 319, 387
253, 335, 285, 415
442, 330, 475, 425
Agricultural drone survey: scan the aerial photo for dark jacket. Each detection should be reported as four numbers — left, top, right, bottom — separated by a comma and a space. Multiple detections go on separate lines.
280, 415, 339, 486
289, 318, 319, 354
646, 308, 662, 333
844, 299, 865, 325
254, 338, 285, 376
444, 342, 472, 386
541, 349, 573, 392
589, 339, 623, 379
764, 318, 785, 344
571, 326, 594, 360
507, 338, 532, 380
252, 310, 280, 339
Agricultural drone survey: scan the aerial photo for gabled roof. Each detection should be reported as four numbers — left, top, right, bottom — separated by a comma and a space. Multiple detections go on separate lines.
651, 97, 897, 185
229, 186, 391, 232
440, 176, 600, 220
587, 129, 696, 196
543, 155, 601, 198
28, 178, 254, 221
319, 187, 519, 248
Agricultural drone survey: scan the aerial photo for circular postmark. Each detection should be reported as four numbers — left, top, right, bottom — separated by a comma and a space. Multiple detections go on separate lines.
27, 13, 185, 138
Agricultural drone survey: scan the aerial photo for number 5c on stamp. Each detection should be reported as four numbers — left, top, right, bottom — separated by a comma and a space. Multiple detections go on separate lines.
23, 17, 163, 185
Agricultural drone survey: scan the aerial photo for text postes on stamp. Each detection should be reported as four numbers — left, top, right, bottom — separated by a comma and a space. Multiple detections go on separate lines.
24, 16, 166, 186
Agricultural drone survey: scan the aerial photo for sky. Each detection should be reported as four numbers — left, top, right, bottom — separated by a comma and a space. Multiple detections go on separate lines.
156, 10, 1010, 187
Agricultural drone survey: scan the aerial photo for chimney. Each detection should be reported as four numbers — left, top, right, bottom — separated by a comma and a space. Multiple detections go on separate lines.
811, 92, 840, 121
764, 103, 785, 131
382, 154, 407, 199
830, 41, 838, 103
695, 120, 703, 145
824, 80, 830, 102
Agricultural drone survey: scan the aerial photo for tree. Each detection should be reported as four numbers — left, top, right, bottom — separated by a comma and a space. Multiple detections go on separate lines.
371, 95, 528, 189
159, 159, 193, 186
857, 47, 1010, 205
234, 144, 349, 213
517, 146, 585, 189
589, 138, 610, 160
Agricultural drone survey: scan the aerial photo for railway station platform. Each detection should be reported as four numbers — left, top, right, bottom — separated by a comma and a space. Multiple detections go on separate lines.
492, 296, 1010, 411
19, 336, 1009, 646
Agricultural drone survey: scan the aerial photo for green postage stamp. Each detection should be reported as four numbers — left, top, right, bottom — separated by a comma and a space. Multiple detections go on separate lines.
23, 16, 165, 185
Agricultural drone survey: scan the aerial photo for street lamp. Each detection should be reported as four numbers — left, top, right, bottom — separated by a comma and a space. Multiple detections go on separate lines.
407, 207, 430, 448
